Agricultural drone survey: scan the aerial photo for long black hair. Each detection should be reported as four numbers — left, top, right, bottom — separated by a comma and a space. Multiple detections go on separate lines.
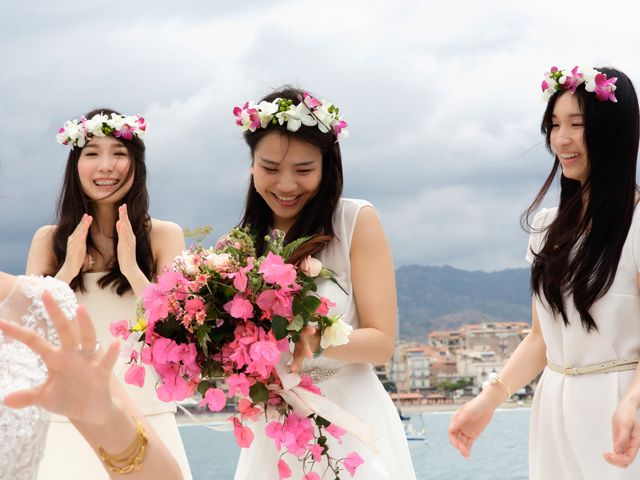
50, 108, 154, 294
239, 86, 344, 262
523, 67, 640, 331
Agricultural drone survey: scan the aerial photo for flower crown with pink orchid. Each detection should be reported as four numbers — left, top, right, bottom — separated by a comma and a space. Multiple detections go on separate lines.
56, 112, 148, 149
233, 92, 348, 141
541, 66, 618, 103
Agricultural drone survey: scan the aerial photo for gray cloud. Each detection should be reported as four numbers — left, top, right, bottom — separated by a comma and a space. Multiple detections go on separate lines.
1, 0, 637, 274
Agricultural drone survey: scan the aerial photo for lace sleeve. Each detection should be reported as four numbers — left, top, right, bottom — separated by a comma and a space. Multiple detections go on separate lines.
0, 276, 77, 479
18, 276, 77, 346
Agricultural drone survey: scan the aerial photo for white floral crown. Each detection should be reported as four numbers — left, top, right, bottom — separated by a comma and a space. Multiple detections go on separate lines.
56, 113, 148, 149
233, 92, 348, 140
541, 66, 617, 102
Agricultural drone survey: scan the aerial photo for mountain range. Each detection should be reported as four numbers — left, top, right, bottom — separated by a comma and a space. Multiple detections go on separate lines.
395, 265, 531, 340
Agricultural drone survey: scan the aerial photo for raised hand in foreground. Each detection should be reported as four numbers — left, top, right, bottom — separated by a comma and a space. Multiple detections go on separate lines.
0, 290, 183, 479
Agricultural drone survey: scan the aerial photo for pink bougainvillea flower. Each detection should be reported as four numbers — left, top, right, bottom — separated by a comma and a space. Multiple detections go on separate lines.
227, 373, 253, 397
231, 417, 255, 448
256, 289, 294, 319
326, 423, 346, 443
246, 340, 281, 378
259, 252, 297, 287
316, 296, 336, 316
237, 398, 262, 421
277, 459, 291, 479
303, 473, 321, 480
299, 375, 321, 395
593, 73, 618, 102
109, 319, 130, 340
224, 293, 254, 320
343, 451, 364, 477
309, 443, 323, 462
199, 387, 227, 412
184, 297, 205, 317
124, 363, 145, 388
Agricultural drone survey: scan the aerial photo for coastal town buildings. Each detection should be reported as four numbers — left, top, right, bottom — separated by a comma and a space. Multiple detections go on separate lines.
389, 321, 533, 403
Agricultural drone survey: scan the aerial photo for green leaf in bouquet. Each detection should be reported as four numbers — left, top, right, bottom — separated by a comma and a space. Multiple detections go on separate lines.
293, 295, 321, 318
197, 380, 214, 396
249, 382, 269, 404
287, 314, 304, 332
271, 316, 289, 340
154, 316, 189, 344
196, 325, 210, 355
281, 235, 313, 260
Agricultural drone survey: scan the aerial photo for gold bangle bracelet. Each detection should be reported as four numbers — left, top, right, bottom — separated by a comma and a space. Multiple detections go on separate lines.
98, 416, 148, 474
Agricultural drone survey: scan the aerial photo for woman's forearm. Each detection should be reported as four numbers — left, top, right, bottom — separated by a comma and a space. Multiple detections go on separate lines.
483, 329, 547, 408
322, 327, 394, 365
70, 381, 182, 479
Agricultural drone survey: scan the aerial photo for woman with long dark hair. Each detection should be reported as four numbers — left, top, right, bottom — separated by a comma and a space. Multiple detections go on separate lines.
449, 66, 640, 478
25, 109, 192, 478
231, 87, 416, 479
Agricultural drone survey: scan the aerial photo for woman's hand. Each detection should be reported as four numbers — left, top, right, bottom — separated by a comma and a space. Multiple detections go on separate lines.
448, 391, 500, 458
116, 204, 140, 279
604, 397, 640, 468
0, 290, 120, 426
290, 326, 320, 373
57, 214, 93, 282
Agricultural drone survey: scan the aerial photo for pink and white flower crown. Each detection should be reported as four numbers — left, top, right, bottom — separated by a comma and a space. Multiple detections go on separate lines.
233, 92, 348, 141
541, 66, 617, 103
56, 112, 148, 149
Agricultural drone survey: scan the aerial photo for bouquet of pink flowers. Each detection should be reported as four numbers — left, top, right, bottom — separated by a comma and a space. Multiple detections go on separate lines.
112, 228, 367, 479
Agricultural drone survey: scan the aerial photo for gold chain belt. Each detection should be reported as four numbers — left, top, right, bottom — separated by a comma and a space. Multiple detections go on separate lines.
547, 358, 639, 376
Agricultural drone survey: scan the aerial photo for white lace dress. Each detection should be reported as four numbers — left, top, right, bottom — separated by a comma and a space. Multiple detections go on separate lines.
0, 276, 76, 480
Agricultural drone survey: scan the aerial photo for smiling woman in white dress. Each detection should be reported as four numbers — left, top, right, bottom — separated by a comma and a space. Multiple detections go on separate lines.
230, 86, 416, 479
449, 66, 640, 479
25, 109, 192, 479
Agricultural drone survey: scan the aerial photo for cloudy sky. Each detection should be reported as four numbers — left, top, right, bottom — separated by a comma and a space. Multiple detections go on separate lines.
1, 0, 638, 274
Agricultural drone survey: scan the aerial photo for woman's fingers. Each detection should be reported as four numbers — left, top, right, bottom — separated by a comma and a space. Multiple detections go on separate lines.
3, 386, 42, 409
42, 290, 76, 351
99, 340, 121, 375
0, 319, 53, 361
75, 304, 97, 354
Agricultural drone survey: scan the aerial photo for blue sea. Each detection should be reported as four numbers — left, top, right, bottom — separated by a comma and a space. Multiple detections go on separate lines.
178, 408, 529, 480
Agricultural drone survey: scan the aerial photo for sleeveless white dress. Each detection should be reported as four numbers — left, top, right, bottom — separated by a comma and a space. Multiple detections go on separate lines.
37, 273, 193, 479
527, 207, 640, 479
0, 276, 76, 479
234, 198, 417, 479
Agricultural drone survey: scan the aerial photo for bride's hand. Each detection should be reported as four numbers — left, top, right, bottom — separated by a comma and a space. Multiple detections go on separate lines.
290, 326, 320, 373
448, 392, 497, 458
0, 290, 120, 426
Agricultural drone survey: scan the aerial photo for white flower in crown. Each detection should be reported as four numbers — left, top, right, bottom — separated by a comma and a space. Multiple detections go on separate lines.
106, 113, 126, 131
82, 114, 108, 138
276, 102, 317, 132
256, 101, 279, 128
56, 120, 86, 148
540, 65, 617, 103
56, 112, 148, 148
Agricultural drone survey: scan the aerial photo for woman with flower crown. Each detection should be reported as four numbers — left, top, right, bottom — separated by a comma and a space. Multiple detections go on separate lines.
230, 87, 416, 479
25, 108, 192, 478
449, 66, 640, 478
